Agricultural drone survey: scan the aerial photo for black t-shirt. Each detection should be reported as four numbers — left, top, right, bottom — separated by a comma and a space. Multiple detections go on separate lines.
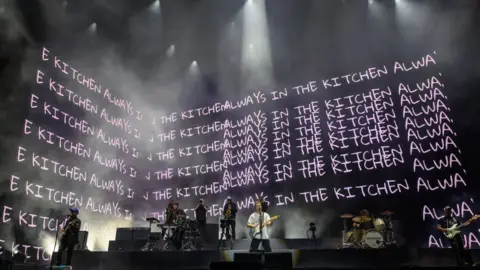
195, 205, 207, 220
438, 216, 461, 229
361, 220, 374, 230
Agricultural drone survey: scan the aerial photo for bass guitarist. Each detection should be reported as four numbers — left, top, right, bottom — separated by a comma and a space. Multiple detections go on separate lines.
436, 206, 473, 266
55, 208, 81, 266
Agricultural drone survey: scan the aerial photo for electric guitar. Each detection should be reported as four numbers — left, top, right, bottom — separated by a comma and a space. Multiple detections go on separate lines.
443, 215, 479, 239
249, 215, 280, 238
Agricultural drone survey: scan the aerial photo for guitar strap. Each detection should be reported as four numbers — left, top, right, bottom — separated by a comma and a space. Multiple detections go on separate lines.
252, 213, 264, 238
449, 217, 458, 227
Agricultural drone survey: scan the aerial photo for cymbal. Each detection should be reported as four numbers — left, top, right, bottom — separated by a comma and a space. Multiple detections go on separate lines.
352, 216, 372, 223
381, 211, 394, 216
340, 213, 354, 219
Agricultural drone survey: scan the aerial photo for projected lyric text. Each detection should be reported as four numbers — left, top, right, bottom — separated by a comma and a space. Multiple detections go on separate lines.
0, 47, 154, 261
2, 46, 476, 261
143, 51, 472, 245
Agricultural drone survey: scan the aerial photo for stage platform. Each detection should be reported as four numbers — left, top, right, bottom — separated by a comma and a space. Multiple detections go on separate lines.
60, 248, 480, 270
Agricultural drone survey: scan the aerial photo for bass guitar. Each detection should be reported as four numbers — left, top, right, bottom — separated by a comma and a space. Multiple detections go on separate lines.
249, 215, 280, 238
444, 215, 479, 239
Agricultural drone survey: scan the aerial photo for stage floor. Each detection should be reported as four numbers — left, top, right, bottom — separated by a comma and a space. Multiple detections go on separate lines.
64, 248, 480, 270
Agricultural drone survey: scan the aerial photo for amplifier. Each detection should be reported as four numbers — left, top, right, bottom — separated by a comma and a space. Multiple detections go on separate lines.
74, 231, 88, 251
115, 227, 150, 241
115, 228, 134, 241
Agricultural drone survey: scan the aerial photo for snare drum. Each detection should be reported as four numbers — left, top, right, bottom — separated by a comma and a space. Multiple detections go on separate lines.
373, 218, 385, 231
363, 230, 384, 248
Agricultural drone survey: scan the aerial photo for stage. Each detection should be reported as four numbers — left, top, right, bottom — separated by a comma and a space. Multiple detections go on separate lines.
59, 248, 480, 270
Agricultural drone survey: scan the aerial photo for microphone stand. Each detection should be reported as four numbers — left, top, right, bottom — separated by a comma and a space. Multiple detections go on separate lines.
311, 228, 317, 249
259, 212, 265, 264
50, 217, 66, 269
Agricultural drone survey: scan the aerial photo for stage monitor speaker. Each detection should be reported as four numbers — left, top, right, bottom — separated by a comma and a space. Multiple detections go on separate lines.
74, 231, 88, 251
234, 252, 292, 270
10, 265, 43, 270
210, 261, 262, 270
264, 252, 292, 270
234, 252, 262, 262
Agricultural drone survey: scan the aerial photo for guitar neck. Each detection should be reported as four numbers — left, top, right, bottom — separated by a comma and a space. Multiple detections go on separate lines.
259, 216, 278, 227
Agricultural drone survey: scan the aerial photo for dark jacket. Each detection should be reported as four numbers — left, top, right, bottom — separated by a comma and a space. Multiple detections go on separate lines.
61, 217, 81, 244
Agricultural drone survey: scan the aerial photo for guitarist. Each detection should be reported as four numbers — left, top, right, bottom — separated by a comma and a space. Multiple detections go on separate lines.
247, 201, 273, 252
55, 208, 81, 266
436, 206, 473, 266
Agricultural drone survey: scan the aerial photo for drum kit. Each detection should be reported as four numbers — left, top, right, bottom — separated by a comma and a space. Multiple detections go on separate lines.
339, 210, 396, 249
156, 217, 201, 251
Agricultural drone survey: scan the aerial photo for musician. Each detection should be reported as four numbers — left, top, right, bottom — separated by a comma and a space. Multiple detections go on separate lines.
171, 203, 186, 224
353, 209, 374, 230
350, 209, 373, 246
247, 201, 272, 252
223, 196, 238, 240
436, 206, 473, 266
259, 197, 268, 213
171, 203, 186, 250
165, 199, 175, 225
55, 208, 81, 266
195, 199, 208, 248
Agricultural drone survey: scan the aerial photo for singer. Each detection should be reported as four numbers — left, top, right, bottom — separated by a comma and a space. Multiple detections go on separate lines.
55, 208, 81, 266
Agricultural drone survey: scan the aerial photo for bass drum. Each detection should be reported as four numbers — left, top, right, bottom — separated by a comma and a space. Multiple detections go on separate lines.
363, 230, 384, 249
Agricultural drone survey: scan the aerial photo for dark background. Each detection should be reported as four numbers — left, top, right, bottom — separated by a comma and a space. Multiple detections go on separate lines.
0, 0, 480, 262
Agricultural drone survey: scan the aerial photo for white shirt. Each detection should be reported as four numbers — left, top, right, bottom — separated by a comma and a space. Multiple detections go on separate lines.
248, 212, 271, 239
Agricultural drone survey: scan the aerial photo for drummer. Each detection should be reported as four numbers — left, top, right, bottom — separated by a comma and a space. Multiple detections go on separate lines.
350, 209, 373, 247
172, 203, 186, 224
171, 203, 187, 250
353, 209, 374, 230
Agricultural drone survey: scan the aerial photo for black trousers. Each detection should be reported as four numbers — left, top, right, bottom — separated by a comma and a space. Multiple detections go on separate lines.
173, 228, 184, 250
249, 238, 271, 252
225, 220, 236, 240
197, 219, 206, 247
55, 240, 75, 265
449, 234, 473, 266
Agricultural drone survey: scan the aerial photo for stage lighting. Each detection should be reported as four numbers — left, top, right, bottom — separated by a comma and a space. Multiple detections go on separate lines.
12, 250, 26, 264
309, 222, 316, 232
